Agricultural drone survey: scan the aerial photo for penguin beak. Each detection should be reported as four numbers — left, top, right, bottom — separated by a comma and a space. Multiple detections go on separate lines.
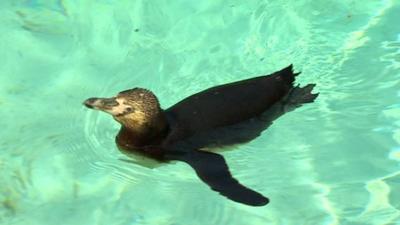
83, 97, 119, 111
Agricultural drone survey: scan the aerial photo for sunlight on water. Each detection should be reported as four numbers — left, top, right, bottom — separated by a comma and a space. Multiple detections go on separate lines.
1, 0, 400, 224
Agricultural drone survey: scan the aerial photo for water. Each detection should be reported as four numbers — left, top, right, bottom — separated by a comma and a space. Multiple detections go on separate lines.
1, 0, 399, 224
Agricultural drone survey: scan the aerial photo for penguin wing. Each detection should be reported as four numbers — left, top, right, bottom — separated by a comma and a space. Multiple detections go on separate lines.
166, 150, 269, 206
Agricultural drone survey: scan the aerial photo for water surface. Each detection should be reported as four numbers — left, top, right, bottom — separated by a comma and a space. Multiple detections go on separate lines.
1, 0, 400, 224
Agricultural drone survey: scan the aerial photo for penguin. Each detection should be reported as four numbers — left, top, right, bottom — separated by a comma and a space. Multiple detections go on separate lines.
84, 64, 318, 206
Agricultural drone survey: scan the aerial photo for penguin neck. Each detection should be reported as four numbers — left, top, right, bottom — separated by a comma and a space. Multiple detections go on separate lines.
116, 113, 169, 149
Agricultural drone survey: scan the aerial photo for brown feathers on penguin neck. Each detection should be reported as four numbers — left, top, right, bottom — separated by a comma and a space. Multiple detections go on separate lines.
114, 88, 169, 149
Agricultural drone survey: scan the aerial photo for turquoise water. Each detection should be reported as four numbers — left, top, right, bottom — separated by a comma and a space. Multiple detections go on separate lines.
1, 0, 400, 224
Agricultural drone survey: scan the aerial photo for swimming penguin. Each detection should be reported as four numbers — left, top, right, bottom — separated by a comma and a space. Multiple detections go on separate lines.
83, 65, 318, 206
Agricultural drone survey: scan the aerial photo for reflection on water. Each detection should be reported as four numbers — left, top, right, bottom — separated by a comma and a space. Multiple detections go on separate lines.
1, 0, 400, 224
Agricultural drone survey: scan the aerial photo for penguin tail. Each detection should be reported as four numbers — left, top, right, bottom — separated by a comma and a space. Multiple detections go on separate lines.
275, 64, 300, 86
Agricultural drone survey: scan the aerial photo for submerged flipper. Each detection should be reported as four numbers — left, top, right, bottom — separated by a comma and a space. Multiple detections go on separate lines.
167, 150, 269, 206
284, 84, 318, 107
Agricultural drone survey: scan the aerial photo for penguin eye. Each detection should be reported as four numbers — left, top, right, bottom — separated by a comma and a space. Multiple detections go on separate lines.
125, 107, 134, 113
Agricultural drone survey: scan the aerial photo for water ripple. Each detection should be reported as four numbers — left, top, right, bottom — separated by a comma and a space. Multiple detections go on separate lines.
1, 0, 400, 224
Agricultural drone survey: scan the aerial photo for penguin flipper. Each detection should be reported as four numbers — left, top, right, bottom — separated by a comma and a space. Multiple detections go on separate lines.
167, 150, 269, 206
